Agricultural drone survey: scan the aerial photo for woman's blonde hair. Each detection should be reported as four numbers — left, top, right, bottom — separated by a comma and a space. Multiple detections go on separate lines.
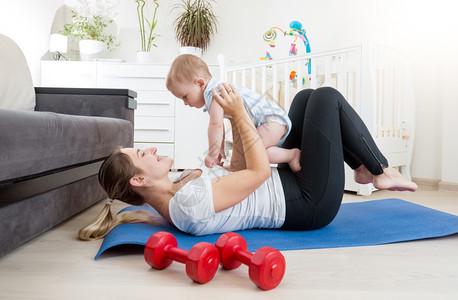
78, 148, 161, 241
166, 54, 212, 90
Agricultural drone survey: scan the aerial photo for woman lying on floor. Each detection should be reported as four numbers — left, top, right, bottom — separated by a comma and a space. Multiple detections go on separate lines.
79, 84, 417, 240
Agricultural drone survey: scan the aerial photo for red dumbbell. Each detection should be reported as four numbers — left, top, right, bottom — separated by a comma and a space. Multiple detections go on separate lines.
144, 231, 220, 284
215, 232, 286, 290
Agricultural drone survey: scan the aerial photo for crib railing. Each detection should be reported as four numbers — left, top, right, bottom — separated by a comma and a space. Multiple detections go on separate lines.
220, 46, 362, 112
371, 44, 411, 140
220, 44, 413, 143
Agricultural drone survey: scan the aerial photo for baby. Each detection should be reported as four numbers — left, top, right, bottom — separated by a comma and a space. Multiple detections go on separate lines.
166, 54, 301, 172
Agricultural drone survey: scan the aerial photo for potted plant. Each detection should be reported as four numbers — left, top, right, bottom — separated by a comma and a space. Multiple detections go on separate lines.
172, 0, 218, 57
62, 0, 119, 60
135, 0, 160, 63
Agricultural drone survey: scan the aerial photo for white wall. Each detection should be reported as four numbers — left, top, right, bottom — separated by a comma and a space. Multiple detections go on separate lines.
1, 0, 457, 184
0, 0, 64, 85
442, 51, 458, 183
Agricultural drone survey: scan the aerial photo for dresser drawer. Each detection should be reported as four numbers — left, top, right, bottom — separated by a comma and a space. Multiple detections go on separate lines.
97, 77, 166, 90
97, 63, 170, 78
97, 63, 169, 90
134, 116, 174, 142
136, 90, 175, 117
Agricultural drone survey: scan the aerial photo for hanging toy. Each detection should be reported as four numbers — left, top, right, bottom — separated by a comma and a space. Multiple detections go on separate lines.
289, 44, 297, 56
288, 21, 311, 54
262, 21, 312, 74
287, 21, 311, 73
289, 70, 297, 83
263, 29, 277, 41
261, 51, 273, 60
263, 29, 277, 48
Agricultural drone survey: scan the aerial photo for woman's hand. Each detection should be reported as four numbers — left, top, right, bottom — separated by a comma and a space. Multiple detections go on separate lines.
211, 83, 245, 118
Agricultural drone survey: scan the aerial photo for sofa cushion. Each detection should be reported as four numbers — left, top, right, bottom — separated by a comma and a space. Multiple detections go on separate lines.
0, 34, 36, 111
0, 109, 133, 183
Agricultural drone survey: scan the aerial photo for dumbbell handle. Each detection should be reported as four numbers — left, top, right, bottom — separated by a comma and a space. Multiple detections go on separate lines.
164, 245, 190, 264
232, 246, 253, 266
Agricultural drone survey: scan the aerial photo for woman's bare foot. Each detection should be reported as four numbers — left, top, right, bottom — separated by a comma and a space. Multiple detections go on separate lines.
373, 167, 418, 192
288, 148, 301, 173
354, 165, 373, 184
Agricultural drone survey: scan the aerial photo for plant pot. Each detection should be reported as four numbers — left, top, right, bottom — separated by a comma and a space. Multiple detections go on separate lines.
179, 46, 202, 57
79, 40, 105, 61
136, 51, 154, 63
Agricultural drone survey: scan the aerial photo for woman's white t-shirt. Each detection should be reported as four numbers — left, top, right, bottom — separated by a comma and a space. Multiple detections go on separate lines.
168, 166, 286, 236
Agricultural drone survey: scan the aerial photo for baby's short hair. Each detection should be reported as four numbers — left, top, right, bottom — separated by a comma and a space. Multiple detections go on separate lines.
166, 54, 212, 90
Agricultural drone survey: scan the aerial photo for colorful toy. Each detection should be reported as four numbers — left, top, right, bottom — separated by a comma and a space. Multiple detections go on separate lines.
261, 51, 273, 60
263, 29, 277, 46
289, 44, 297, 56
144, 231, 220, 284
289, 70, 297, 84
288, 20, 311, 54
215, 232, 286, 291
268, 39, 276, 47
263, 21, 312, 74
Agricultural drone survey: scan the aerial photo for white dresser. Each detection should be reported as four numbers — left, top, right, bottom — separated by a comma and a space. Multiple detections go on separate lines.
41, 60, 210, 170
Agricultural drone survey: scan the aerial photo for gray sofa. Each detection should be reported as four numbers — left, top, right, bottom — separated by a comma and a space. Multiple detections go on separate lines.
0, 34, 136, 258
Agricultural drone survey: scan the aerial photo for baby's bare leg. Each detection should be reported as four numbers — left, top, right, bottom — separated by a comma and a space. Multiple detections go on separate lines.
257, 122, 301, 172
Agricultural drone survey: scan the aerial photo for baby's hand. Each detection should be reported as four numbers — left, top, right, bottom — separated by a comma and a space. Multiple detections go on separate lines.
205, 152, 226, 168
204, 154, 217, 168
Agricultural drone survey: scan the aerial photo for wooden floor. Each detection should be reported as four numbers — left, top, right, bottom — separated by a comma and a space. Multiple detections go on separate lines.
1, 185, 457, 299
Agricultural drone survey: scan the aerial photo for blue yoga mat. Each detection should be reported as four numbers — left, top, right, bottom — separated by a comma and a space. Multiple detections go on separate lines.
95, 198, 458, 259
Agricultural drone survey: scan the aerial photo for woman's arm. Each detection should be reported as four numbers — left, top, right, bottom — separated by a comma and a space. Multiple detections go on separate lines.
210, 83, 271, 212
224, 117, 246, 171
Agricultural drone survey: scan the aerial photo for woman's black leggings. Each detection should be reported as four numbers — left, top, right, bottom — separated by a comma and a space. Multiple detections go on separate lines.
278, 87, 388, 230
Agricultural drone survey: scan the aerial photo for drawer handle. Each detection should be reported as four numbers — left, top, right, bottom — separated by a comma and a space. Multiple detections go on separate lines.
100, 75, 164, 79
136, 128, 170, 132
142, 102, 170, 105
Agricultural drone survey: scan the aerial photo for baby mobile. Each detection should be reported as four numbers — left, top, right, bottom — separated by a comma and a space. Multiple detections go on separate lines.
261, 21, 311, 85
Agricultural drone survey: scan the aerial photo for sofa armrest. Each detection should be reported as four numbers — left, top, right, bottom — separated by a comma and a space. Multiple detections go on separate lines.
34, 87, 137, 125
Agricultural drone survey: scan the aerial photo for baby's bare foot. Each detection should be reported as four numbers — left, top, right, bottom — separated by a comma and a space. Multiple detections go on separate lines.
373, 167, 418, 192
288, 148, 301, 173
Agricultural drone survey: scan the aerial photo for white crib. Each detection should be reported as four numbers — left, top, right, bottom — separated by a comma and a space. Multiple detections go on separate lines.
219, 43, 415, 195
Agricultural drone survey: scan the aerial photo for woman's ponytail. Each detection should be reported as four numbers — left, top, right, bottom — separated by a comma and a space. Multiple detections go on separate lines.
78, 202, 114, 240
78, 200, 161, 241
